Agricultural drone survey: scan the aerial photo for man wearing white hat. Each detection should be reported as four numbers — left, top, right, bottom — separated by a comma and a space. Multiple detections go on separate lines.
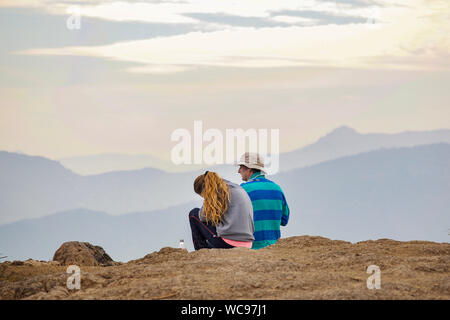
238, 152, 290, 249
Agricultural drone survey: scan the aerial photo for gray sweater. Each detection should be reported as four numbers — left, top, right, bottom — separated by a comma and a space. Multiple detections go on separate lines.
199, 180, 255, 242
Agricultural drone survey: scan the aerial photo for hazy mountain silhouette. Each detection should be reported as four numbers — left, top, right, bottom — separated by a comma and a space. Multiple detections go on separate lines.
58, 153, 172, 176
278, 143, 450, 243
55, 127, 450, 175
0, 152, 80, 225
280, 126, 450, 171
1, 143, 448, 262
0, 151, 206, 224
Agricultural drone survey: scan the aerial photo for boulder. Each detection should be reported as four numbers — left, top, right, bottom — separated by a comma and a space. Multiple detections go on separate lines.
53, 241, 115, 266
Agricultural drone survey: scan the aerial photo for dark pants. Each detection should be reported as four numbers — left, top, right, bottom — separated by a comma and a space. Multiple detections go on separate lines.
188, 208, 234, 250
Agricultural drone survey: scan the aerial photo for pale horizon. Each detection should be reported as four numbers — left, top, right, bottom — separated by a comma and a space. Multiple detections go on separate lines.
1, 0, 449, 160
3, 124, 450, 162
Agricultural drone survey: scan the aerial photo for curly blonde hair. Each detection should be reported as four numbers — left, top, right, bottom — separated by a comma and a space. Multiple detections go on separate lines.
194, 171, 231, 225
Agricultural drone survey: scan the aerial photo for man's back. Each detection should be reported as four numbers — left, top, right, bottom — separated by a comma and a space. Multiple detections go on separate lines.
240, 172, 290, 249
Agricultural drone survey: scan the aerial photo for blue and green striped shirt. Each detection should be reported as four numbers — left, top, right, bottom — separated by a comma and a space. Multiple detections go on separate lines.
240, 172, 290, 249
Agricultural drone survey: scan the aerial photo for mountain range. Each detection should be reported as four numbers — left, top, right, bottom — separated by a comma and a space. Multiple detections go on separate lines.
280, 126, 450, 171
57, 126, 450, 175
1, 142, 449, 262
2, 126, 450, 225
0, 151, 203, 225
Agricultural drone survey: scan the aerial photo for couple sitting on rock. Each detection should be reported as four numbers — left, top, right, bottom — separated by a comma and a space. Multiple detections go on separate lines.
189, 152, 290, 250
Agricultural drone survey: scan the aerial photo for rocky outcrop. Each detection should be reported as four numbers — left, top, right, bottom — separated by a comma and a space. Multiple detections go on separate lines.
52, 241, 116, 267
1, 236, 449, 300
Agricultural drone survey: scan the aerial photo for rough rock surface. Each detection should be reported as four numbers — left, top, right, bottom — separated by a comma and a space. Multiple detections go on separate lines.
0, 236, 449, 300
52, 241, 116, 267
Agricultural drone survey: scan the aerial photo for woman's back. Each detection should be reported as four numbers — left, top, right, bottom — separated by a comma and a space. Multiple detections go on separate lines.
190, 171, 255, 250
214, 180, 254, 242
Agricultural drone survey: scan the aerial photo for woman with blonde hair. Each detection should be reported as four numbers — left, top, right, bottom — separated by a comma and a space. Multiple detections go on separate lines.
189, 171, 255, 250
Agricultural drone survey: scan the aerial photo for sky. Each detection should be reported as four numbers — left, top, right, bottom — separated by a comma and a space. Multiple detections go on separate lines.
0, 0, 449, 161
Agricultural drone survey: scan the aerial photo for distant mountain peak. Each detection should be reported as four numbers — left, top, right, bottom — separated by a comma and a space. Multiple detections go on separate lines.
329, 126, 358, 135
317, 126, 359, 142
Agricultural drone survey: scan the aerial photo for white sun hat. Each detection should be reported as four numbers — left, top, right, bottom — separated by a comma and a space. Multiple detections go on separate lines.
237, 152, 266, 173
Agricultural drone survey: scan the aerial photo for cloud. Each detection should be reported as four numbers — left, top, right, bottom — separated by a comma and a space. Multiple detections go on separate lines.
318, 0, 382, 8
181, 12, 290, 28
1, 0, 380, 25
67, 1, 200, 24
269, 9, 369, 25
10, 0, 450, 73
0, 7, 200, 53
2, 1, 449, 164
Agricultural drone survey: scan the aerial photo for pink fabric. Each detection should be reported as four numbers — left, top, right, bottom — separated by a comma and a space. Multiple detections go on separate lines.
222, 238, 253, 248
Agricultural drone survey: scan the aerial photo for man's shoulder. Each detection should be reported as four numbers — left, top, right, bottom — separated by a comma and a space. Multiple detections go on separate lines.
240, 177, 275, 185
240, 178, 282, 191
